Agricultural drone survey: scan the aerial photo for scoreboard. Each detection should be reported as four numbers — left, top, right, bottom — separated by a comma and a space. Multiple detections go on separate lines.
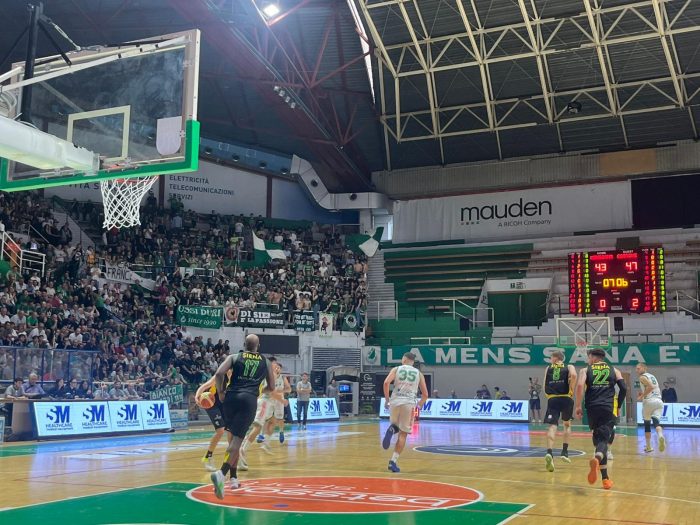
568, 248, 666, 314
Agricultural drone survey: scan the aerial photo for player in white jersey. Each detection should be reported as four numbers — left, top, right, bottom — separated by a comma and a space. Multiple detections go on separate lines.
261, 362, 291, 448
382, 352, 428, 473
239, 358, 286, 469
635, 363, 666, 453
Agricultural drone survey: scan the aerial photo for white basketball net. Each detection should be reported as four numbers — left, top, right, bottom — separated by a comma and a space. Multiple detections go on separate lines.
100, 176, 158, 229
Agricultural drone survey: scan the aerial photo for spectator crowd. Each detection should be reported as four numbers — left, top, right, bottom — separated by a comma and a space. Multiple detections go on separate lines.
0, 190, 369, 399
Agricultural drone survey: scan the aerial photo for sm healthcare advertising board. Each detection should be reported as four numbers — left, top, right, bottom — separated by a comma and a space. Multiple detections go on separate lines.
392, 181, 632, 243
635, 402, 700, 427
33, 400, 172, 438
288, 398, 339, 422
379, 399, 529, 422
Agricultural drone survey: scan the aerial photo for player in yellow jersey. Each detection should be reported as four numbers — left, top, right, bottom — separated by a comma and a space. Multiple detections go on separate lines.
195, 368, 232, 471
542, 350, 577, 471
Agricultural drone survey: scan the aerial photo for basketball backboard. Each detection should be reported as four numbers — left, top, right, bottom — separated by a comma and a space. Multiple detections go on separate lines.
555, 316, 611, 348
0, 29, 200, 191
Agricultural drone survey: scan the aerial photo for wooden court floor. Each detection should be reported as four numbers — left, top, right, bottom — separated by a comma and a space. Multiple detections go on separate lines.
0, 419, 698, 525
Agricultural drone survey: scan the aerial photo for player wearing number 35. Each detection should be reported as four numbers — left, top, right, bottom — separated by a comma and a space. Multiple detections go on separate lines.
210, 334, 276, 499
382, 352, 429, 473
574, 348, 627, 490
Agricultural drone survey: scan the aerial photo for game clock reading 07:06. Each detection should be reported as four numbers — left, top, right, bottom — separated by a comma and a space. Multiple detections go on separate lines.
568, 248, 666, 314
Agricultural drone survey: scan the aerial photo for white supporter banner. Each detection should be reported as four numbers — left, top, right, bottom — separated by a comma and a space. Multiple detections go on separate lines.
33, 400, 172, 438
288, 398, 339, 422
392, 181, 632, 243
379, 398, 529, 422
104, 262, 157, 291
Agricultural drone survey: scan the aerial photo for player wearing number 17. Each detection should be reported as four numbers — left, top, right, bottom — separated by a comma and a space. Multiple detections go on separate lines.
210, 334, 276, 499
574, 348, 627, 490
382, 352, 429, 473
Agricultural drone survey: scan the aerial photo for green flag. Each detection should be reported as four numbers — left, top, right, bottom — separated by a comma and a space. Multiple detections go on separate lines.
252, 231, 286, 260
347, 227, 384, 257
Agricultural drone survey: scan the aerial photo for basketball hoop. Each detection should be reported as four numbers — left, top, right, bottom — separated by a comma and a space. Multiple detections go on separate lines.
100, 176, 158, 229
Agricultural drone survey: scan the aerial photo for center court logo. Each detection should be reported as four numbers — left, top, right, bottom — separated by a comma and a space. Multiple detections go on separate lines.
187, 476, 482, 514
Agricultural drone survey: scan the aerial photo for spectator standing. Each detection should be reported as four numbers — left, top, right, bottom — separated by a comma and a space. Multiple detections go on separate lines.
326, 379, 339, 406
529, 377, 542, 423
661, 382, 678, 403
296, 372, 313, 430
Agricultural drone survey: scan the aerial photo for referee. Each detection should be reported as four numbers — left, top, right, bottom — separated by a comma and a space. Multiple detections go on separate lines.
210, 334, 275, 499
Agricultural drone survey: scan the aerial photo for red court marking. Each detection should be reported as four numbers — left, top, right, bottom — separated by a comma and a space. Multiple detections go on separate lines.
187, 476, 482, 514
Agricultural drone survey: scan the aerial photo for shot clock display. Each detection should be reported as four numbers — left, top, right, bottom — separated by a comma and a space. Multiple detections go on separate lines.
568, 248, 666, 314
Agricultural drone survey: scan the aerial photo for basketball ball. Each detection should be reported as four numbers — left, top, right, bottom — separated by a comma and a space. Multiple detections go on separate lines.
198, 391, 215, 409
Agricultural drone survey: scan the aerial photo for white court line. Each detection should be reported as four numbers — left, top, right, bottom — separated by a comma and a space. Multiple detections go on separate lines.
500, 503, 535, 524
0, 481, 175, 512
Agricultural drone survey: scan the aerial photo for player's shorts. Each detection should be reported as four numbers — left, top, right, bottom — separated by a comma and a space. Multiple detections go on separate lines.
222, 391, 258, 438
544, 396, 574, 426
273, 400, 284, 420
390, 403, 414, 433
205, 403, 225, 430
586, 405, 616, 442
642, 397, 664, 421
529, 398, 541, 410
253, 397, 275, 426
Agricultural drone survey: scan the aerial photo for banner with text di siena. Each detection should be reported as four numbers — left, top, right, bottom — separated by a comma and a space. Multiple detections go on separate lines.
376, 343, 700, 366
392, 181, 632, 243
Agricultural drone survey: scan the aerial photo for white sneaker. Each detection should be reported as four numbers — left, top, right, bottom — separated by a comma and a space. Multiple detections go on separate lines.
202, 457, 217, 472
238, 451, 249, 471
211, 470, 225, 500
229, 477, 240, 490
607, 450, 614, 460
658, 435, 666, 452
261, 442, 273, 454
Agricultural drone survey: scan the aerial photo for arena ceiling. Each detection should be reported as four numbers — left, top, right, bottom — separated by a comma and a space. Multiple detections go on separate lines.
2, 1, 700, 190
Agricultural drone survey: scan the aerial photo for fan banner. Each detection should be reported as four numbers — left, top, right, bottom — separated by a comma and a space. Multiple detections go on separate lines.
318, 313, 335, 337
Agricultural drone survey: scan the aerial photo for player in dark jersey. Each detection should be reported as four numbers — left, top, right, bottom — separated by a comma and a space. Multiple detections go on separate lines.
210, 334, 275, 499
574, 348, 626, 490
543, 350, 577, 472
195, 368, 232, 471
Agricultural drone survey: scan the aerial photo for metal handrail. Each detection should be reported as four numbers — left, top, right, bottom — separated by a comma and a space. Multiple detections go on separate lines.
372, 300, 398, 321
410, 336, 472, 345
443, 298, 495, 327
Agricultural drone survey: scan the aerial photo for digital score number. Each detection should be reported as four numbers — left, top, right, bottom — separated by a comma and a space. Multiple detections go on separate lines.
568, 248, 666, 314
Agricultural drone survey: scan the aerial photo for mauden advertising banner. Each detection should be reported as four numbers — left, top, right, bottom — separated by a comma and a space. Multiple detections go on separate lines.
392, 181, 632, 243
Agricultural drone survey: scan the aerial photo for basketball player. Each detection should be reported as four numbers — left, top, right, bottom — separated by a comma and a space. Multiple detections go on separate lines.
210, 334, 275, 499
543, 350, 577, 472
635, 363, 666, 453
239, 358, 289, 470
381, 352, 428, 473
195, 368, 232, 471
574, 348, 627, 490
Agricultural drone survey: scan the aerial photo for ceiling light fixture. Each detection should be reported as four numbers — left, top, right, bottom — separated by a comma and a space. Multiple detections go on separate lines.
262, 3, 280, 18
566, 101, 582, 114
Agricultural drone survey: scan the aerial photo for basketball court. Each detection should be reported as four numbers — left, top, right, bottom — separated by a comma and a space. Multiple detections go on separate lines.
1, 419, 698, 524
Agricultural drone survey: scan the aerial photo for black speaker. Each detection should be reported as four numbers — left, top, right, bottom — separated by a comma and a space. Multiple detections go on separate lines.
459, 318, 471, 331
310, 371, 326, 393
614, 317, 624, 331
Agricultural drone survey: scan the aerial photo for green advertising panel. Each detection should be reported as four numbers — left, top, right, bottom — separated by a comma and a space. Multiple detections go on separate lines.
176, 305, 223, 329
369, 343, 700, 367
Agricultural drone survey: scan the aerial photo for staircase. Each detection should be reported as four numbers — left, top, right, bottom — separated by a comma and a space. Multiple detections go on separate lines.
366, 250, 397, 320
50, 210, 95, 249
